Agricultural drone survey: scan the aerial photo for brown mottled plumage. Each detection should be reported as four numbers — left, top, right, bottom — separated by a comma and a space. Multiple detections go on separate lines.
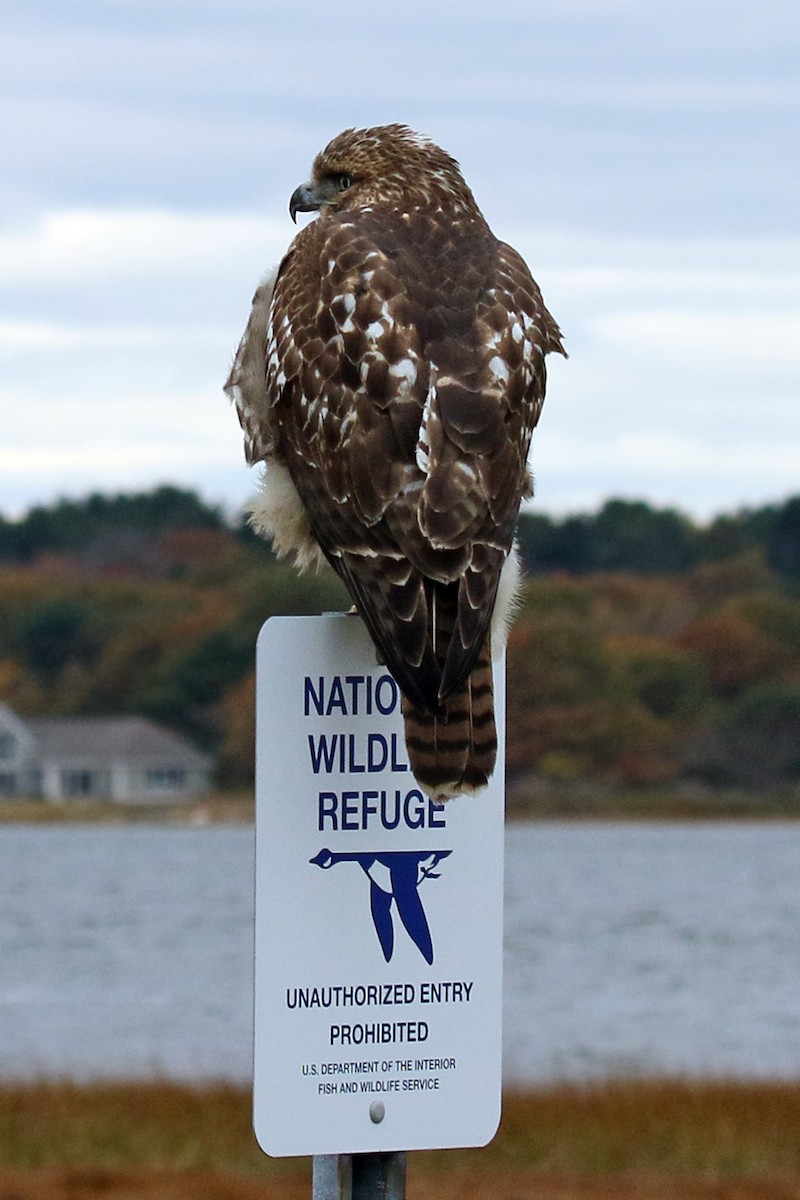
225, 124, 565, 800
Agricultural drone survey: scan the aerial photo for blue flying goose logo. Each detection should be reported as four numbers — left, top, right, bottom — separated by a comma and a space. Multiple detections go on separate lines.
310, 848, 452, 964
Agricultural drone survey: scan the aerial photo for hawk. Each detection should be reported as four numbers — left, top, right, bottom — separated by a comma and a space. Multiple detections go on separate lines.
225, 124, 565, 801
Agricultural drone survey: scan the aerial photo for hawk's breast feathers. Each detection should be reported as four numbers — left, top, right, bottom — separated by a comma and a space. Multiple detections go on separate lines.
225, 124, 565, 799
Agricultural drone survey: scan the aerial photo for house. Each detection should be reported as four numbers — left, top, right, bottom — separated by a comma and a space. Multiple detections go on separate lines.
0, 703, 213, 804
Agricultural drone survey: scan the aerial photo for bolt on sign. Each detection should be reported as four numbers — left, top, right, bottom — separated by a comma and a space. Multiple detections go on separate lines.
253, 614, 505, 1158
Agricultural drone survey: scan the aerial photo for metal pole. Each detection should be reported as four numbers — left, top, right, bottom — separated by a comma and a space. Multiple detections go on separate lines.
351, 1151, 407, 1200
312, 1152, 406, 1200
313, 1154, 352, 1199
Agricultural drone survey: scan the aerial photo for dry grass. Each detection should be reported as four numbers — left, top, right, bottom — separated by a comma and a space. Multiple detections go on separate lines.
1, 1167, 798, 1200
1, 1079, 799, 1199
0, 1081, 280, 1176
462, 1080, 800, 1176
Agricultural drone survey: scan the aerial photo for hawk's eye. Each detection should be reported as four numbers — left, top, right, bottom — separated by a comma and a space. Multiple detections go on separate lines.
337, 173, 352, 192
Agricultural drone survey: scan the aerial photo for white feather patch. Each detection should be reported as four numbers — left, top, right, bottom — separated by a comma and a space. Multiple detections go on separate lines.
248, 462, 327, 573
490, 544, 523, 658
488, 355, 510, 384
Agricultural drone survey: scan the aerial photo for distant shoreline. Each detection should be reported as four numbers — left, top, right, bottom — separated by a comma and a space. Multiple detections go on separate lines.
506, 778, 800, 821
1, 785, 799, 824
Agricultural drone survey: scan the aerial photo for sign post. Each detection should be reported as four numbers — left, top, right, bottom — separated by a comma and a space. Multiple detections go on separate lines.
254, 614, 505, 1185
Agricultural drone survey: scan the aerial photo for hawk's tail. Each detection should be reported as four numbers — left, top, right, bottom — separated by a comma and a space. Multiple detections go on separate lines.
402, 634, 497, 802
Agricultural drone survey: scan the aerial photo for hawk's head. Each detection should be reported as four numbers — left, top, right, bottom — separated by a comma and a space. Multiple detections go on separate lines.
289, 124, 480, 222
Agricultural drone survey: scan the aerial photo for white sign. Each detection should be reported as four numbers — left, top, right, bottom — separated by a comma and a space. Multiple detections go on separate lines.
253, 614, 504, 1158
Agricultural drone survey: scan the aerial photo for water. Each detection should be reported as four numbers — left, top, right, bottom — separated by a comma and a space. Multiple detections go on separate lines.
504, 823, 800, 1082
0, 826, 252, 1080
0, 822, 798, 1082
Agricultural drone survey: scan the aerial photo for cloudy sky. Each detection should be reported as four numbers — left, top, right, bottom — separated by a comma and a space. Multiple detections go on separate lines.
2, 0, 797, 520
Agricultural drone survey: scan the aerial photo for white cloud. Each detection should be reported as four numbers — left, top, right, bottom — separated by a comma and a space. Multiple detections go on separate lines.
0, 203, 797, 521
0, 320, 230, 353
0, 0, 793, 533
0, 209, 287, 286
592, 310, 800, 369
0, 374, 255, 518
507, 229, 800, 516
530, 421, 800, 519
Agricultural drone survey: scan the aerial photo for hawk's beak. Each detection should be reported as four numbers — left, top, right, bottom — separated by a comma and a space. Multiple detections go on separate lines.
289, 177, 341, 223
289, 183, 320, 223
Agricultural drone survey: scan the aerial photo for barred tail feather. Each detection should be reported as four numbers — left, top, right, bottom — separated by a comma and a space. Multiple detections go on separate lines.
403, 636, 497, 802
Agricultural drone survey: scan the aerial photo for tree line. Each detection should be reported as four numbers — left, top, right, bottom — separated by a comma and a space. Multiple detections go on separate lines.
0, 486, 799, 800
518, 496, 800, 580
1, 486, 800, 582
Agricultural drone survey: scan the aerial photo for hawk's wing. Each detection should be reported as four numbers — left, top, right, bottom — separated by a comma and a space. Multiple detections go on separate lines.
250, 210, 561, 710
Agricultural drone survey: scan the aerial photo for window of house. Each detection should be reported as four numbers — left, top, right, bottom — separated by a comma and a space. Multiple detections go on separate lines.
146, 768, 187, 791
62, 770, 97, 797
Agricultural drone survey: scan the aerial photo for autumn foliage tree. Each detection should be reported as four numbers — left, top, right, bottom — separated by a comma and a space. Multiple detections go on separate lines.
0, 488, 799, 797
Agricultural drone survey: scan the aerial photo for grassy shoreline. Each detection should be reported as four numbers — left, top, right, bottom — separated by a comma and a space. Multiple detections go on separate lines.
1, 1078, 799, 1198
2, 1077, 799, 1173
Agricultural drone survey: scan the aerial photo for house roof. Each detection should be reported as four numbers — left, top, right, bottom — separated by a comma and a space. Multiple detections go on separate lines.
25, 715, 213, 769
